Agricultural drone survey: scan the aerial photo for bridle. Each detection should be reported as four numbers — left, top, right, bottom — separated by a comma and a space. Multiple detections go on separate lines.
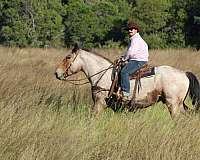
61, 51, 113, 86
62, 51, 79, 78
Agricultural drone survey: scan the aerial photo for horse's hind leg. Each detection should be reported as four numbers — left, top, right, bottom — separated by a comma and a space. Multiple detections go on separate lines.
166, 98, 186, 118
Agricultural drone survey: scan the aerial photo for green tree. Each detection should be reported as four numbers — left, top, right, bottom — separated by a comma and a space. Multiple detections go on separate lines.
100, 0, 132, 46
0, 0, 65, 47
30, 0, 65, 47
63, 0, 131, 48
131, 0, 171, 49
165, 0, 188, 48
0, 0, 199, 49
185, 0, 200, 49
0, 0, 30, 47
63, 0, 99, 48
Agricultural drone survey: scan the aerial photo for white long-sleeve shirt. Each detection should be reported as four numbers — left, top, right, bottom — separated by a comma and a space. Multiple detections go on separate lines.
122, 33, 149, 62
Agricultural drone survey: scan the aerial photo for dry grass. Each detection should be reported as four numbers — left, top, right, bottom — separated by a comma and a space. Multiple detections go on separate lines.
0, 47, 200, 160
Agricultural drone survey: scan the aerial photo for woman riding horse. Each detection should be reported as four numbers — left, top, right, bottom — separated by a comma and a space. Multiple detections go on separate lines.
55, 45, 200, 117
120, 20, 148, 101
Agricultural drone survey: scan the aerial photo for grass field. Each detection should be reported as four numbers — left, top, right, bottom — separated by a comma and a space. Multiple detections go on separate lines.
0, 47, 200, 160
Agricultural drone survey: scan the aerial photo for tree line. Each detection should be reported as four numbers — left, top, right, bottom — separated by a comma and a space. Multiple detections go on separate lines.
0, 0, 199, 49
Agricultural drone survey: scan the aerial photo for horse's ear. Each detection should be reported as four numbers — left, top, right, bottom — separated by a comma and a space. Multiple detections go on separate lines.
72, 43, 79, 53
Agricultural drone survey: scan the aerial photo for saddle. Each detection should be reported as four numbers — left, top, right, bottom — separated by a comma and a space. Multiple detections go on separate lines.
107, 62, 155, 108
129, 63, 155, 80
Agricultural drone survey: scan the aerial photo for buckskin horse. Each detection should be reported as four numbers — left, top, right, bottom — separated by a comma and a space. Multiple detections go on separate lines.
55, 46, 200, 117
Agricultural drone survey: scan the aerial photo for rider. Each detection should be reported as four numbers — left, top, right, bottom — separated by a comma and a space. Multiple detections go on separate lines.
120, 20, 149, 100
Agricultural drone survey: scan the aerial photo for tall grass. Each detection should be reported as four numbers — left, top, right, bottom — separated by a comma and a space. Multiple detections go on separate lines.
0, 47, 200, 160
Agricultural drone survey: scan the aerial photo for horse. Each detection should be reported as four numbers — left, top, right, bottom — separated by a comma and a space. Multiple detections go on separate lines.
55, 46, 200, 117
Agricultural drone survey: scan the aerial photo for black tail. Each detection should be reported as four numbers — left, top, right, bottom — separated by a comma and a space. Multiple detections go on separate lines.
186, 72, 200, 110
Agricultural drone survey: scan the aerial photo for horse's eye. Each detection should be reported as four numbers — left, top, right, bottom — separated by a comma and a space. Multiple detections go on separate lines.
65, 55, 71, 59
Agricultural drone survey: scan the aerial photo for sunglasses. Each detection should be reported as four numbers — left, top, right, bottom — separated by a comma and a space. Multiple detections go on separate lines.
126, 27, 136, 31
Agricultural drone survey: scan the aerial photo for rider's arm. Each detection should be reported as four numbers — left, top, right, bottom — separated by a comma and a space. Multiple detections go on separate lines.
122, 39, 136, 61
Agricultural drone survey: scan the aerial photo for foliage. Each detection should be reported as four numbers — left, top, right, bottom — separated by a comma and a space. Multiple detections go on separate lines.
165, 0, 188, 48
0, 0, 65, 47
31, 0, 65, 47
185, 0, 200, 49
131, 0, 172, 48
0, 0, 200, 49
143, 33, 167, 49
63, 0, 131, 48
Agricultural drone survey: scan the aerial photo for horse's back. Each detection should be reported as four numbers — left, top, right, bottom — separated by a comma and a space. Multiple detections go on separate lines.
156, 65, 189, 98
156, 65, 184, 73
156, 65, 188, 81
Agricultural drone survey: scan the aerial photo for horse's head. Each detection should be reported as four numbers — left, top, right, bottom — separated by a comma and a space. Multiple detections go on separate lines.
55, 46, 82, 80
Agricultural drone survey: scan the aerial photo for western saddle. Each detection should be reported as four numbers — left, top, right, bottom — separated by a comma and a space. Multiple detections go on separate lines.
107, 60, 155, 106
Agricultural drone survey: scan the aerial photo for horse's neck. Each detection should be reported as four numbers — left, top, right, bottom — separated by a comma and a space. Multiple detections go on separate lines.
80, 51, 112, 88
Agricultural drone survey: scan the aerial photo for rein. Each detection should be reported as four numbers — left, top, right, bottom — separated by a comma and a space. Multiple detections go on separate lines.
64, 64, 114, 86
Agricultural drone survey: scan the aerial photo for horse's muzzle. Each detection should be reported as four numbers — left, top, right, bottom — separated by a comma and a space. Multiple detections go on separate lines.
55, 72, 65, 80
55, 72, 60, 79
55, 68, 66, 80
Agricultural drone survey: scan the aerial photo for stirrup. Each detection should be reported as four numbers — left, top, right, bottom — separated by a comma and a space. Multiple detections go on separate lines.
112, 92, 123, 100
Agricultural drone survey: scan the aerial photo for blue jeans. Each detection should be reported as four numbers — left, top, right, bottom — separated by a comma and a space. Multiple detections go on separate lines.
120, 60, 147, 93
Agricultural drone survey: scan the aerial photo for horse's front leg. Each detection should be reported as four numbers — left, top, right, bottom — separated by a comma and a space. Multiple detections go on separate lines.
92, 91, 108, 116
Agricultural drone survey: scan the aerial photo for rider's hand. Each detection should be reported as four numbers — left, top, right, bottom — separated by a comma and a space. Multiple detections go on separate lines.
114, 58, 121, 64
